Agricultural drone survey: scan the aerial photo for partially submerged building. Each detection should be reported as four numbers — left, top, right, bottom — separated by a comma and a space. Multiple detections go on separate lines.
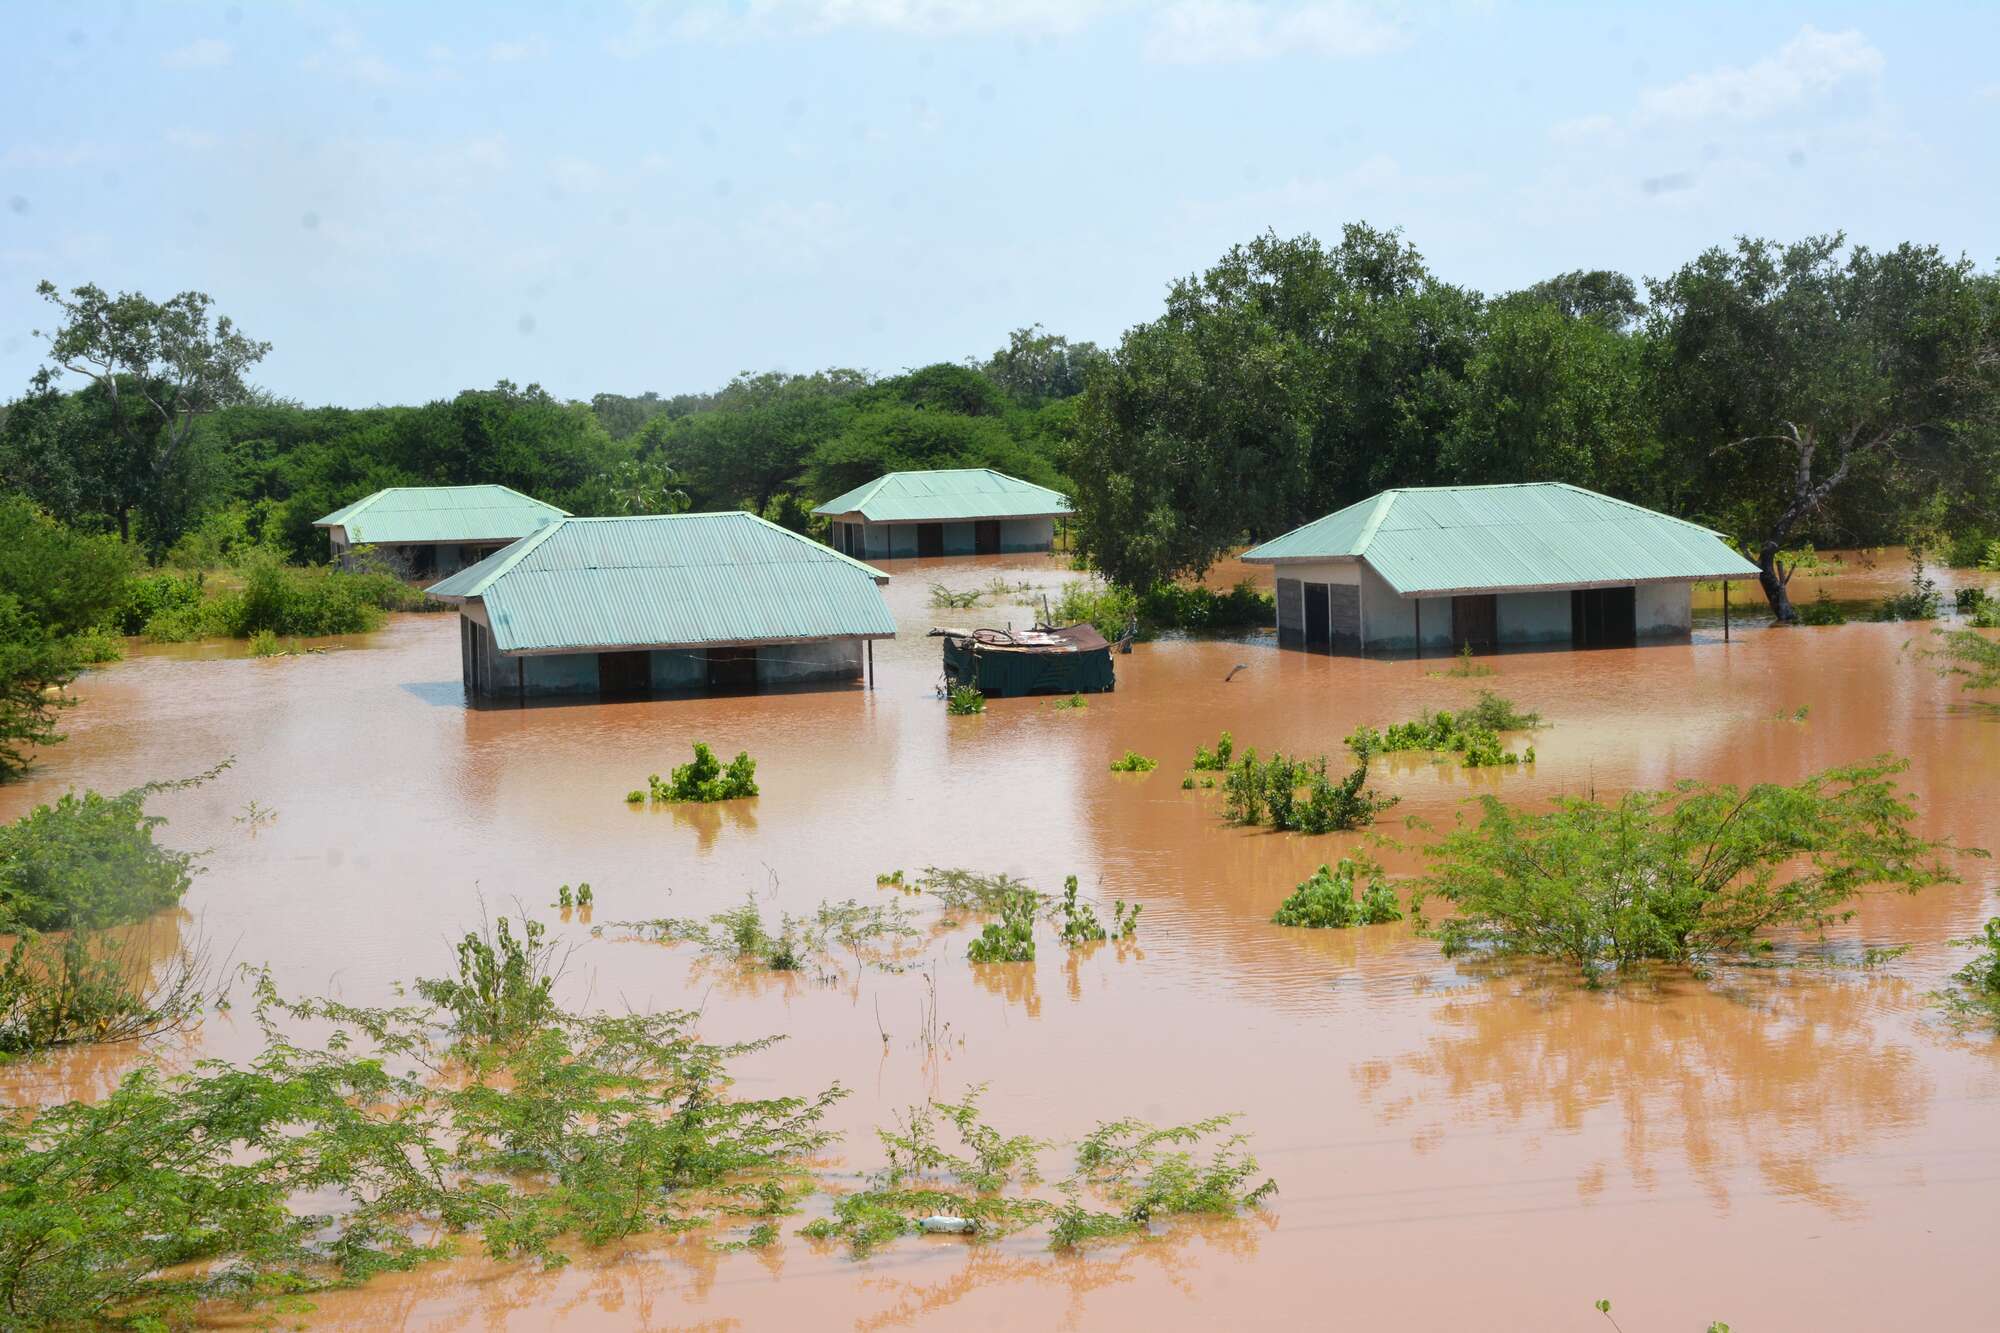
1241, 483, 1761, 654
813, 469, 1071, 559
426, 512, 896, 702
314, 484, 568, 578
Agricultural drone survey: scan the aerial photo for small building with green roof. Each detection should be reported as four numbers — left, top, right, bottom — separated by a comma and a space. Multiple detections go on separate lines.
313, 484, 568, 579
425, 511, 895, 702
1241, 483, 1760, 654
812, 468, 1071, 559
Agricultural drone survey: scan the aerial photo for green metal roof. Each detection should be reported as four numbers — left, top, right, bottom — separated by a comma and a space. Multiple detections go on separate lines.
426, 512, 895, 654
313, 485, 569, 545
812, 469, 1072, 522
1241, 483, 1760, 596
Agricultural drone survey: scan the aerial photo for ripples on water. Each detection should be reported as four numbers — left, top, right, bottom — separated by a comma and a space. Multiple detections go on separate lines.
5, 550, 1999, 1330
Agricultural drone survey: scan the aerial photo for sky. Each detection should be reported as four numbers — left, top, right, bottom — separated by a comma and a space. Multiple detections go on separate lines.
3, 1, 1996, 407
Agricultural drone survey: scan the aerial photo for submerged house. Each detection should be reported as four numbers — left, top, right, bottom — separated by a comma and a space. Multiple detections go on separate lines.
314, 484, 568, 578
426, 512, 896, 702
1241, 483, 1761, 654
813, 469, 1071, 559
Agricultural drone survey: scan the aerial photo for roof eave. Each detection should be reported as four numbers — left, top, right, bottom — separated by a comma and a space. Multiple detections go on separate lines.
1384, 570, 1763, 598
492, 629, 899, 656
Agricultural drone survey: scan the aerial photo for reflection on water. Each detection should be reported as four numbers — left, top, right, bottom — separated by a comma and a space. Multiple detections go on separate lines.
9, 549, 2000, 1330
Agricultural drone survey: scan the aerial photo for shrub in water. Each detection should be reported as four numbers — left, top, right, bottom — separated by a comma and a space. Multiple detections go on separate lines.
1797, 588, 1849, 625
946, 685, 986, 715
1108, 751, 1157, 772
0, 780, 203, 932
645, 742, 759, 802
1191, 730, 1234, 771
1271, 857, 1401, 928
1935, 917, 2000, 1033
966, 889, 1038, 963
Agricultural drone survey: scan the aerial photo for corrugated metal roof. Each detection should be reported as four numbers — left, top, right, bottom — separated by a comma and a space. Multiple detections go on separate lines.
812, 468, 1072, 522
426, 512, 896, 654
313, 485, 569, 545
1241, 483, 1760, 595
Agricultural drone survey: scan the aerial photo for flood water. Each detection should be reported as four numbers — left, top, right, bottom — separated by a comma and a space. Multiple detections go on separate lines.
4, 551, 1998, 1330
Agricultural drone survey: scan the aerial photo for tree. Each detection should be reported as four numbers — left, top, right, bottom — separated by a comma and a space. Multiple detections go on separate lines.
1647, 236, 2000, 621
982, 326, 1106, 406
1068, 225, 1481, 588
0, 498, 132, 777
32, 283, 270, 545
1506, 268, 1645, 331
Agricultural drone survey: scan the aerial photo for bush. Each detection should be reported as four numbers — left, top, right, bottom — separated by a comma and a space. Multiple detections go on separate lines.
1191, 730, 1234, 771
117, 570, 204, 635
414, 915, 560, 1045
1797, 588, 1849, 625
1935, 917, 2000, 1032
1222, 750, 1398, 833
1346, 696, 1536, 768
1109, 750, 1157, 772
0, 929, 215, 1055
1052, 578, 1273, 641
65, 625, 124, 664
0, 781, 201, 932
1414, 758, 1966, 983
644, 742, 759, 802
966, 888, 1038, 962
946, 685, 986, 715
1271, 857, 1402, 928
1872, 558, 1942, 622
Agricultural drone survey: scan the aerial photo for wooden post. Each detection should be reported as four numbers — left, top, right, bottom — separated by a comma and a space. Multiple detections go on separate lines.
1723, 580, 1731, 642
866, 639, 874, 690
1413, 598, 1421, 660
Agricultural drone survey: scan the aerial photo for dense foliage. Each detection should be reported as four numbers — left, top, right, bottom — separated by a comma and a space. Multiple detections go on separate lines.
1414, 759, 1968, 983
643, 743, 759, 803
1347, 693, 1541, 768
1221, 749, 1398, 833
1271, 857, 1403, 929
1067, 227, 2000, 602
0, 781, 200, 932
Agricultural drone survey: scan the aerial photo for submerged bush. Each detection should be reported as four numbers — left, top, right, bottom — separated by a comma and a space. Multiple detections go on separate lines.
623, 895, 918, 978
0, 929, 216, 1055
65, 625, 125, 665
646, 742, 759, 802
1347, 693, 1538, 768
1872, 558, 1942, 622
1191, 730, 1234, 771
0, 780, 203, 932
415, 914, 561, 1044
1797, 588, 1850, 625
946, 685, 986, 715
801, 1089, 1273, 1256
1271, 857, 1402, 928
1935, 917, 2000, 1032
1108, 750, 1157, 772
1222, 750, 1397, 833
1051, 579, 1273, 642
117, 570, 203, 635
1414, 758, 1970, 984
966, 889, 1039, 963
1930, 626, 2000, 691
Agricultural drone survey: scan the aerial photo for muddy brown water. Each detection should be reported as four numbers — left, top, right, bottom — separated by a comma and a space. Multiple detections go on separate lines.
4, 551, 1998, 1330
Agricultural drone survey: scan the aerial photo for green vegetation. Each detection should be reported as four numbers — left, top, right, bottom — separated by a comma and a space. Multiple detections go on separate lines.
1109, 750, 1157, 772
0, 498, 132, 777
1797, 588, 1850, 625
1872, 557, 1943, 622
1065, 230, 2000, 626
1221, 750, 1398, 833
1050, 578, 1272, 641
1054, 875, 1142, 946
0, 958, 842, 1329
1935, 917, 2000, 1032
1051, 693, 1088, 711
0, 929, 217, 1056
946, 685, 987, 715
1413, 759, 1970, 984
136, 556, 436, 643
966, 889, 1039, 964
554, 882, 592, 910
1930, 627, 2000, 691
414, 914, 560, 1045
1348, 711, 1532, 768
801, 1089, 1273, 1255
645, 742, 759, 803
928, 582, 982, 609
622, 895, 920, 977
0, 780, 203, 932
1271, 857, 1403, 928
1429, 642, 1496, 678
1191, 730, 1234, 771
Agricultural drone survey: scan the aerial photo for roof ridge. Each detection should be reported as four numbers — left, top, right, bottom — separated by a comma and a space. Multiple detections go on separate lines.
444, 517, 569, 595
1351, 491, 1399, 554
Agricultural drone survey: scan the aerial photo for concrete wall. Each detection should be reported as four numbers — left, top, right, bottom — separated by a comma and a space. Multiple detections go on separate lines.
1496, 591, 1572, 645
1636, 581, 1693, 637
757, 638, 863, 684
1357, 564, 1454, 653
651, 650, 706, 692
848, 517, 1057, 557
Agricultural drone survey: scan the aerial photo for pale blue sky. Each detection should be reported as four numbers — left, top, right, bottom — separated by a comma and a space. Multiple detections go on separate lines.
3, 2, 1995, 406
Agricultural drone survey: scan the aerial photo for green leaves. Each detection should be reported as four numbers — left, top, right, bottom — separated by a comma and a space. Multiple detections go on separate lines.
0, 781, 201, 933
1271, 857, 1402, 929
1415, 758, 1974, 983
642, 742, 760, 803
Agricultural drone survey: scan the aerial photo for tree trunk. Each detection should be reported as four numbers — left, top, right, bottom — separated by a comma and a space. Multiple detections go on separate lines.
1757, 540, 1796, 623
116, 506, 130, 544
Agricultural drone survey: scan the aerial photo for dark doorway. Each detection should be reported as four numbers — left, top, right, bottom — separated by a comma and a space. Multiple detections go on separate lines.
1571, 586, 1637, 647
916, 523, 945, 557
974, 520, 1001, 555
410, 545, 436, 579
1451, 594, 1498, 651
1303, 582, 1331, 650
706, 645, 759, 690
597, 650, 651, 696
844, 523, 862, 557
